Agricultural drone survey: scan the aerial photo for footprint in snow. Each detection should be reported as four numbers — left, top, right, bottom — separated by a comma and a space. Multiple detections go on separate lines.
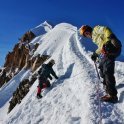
70, 117, 81, 123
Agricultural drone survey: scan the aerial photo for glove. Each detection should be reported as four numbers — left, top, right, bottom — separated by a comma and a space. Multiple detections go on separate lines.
91, 52, 98, 61
49, 76, 52, 80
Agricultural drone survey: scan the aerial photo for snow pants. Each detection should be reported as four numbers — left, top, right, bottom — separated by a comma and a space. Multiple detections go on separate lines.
37, 77, 51, 94
99, 57, 117, 96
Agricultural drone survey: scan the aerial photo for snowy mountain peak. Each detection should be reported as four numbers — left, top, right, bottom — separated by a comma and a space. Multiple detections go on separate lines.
42, 20, 54, 27
31, 21, 53, 36
54, 22, 77, 30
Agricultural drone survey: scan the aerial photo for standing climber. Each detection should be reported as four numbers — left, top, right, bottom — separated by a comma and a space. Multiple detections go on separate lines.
37, 59, 58, 99
80, 25, 122, 103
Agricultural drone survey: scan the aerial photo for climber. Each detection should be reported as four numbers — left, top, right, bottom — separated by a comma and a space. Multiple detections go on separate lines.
80, 25, 122, 103
37, 59, 58, 99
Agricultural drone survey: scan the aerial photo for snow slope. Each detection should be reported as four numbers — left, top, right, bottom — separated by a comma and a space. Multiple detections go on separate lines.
0, 69, 31, 122
0, 22, 124, 124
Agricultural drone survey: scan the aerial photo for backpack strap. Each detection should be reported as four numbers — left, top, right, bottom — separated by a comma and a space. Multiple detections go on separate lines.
109, 34, 122, 49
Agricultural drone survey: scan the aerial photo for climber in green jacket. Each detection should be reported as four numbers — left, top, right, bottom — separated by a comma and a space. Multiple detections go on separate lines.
80, 25, 122, 103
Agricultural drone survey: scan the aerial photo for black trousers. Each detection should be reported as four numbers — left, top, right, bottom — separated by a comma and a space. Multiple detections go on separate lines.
38, 77, 51, 89
99, 57, 117, 96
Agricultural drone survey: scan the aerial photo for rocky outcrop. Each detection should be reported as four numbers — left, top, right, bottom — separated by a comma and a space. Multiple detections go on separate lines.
0, 41, 50, 88
4, 31, 36, 70
0, 68, 2, 73
4, 43, 41, 71
0, 68, 13, 87
0, 30, 49, 88
19, 31, 36, 43
8, 76, 37, 113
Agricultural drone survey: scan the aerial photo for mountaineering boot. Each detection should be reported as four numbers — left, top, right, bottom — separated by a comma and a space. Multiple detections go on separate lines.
37, 93, 42, 99
101, 94, 108, 99
101, 95, 118, 103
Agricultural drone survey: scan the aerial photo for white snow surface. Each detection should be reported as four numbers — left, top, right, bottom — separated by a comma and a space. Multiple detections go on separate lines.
0, 22, 124, 124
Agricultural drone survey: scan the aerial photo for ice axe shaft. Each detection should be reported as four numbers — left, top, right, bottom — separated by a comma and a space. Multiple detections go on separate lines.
94, 61, 101, 81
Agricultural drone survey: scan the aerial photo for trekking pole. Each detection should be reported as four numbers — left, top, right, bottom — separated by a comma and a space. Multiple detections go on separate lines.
94, 61, 102, 124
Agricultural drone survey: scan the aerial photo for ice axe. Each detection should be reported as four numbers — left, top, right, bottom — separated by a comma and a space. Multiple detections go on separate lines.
94, 61, 101, 81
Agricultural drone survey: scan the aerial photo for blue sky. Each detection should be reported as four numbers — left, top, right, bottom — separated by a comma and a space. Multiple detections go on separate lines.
0, 0, 124, 66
